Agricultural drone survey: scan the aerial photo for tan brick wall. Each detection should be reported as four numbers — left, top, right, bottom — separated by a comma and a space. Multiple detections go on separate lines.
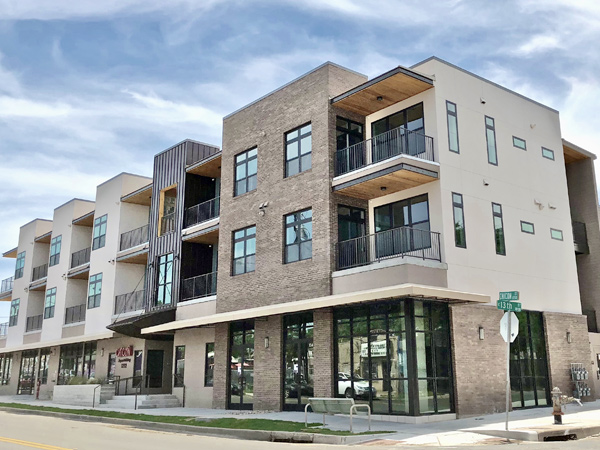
212, 322, 229, 409
544, 311, 596, 400
450, 304, 507, 417
253, 316, 282, 410
313, 308, 334, 397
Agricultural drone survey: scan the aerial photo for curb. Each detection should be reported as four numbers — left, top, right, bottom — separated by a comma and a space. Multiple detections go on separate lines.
0, 407, 378, 445
463, 424, 600, 442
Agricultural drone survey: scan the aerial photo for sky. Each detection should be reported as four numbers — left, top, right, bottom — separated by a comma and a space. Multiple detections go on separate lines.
0, 0, 599, 320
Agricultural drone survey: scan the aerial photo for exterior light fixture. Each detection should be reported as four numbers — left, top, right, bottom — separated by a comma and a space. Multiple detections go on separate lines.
567, 331, 572, 344
264, 337, 269, 349
377, 96, 383, 101
380, 186, 387, 192
479, 326, 485, 340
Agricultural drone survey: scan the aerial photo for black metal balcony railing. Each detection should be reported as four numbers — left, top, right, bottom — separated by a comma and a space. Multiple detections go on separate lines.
181, 272, 217, 302
184, 197, 220, 228
31, 263, 48, 282
573, 221, 589, 255
114, 290, 146, 315
336, 226, 441, 270
335, 126, 435, 176
0, 277, 13, 293
161, 213, 175, 235
71, 247, 91, 268
0, 322, 8, 337
25, 315, 43, 332
64, 304, 86, 325
120, 224, 149, 251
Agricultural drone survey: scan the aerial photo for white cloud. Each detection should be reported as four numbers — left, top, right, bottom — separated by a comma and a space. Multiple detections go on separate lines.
513, 35, 562, 56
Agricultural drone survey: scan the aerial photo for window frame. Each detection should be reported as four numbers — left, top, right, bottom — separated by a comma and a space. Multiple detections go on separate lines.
485, 116, 498, 165
44, 287, 57, 319
156, 253, 174, 306
542, 147, 555, 161
14, 252, 25, 280
92, 215, 108, 250
174, 345, 185, 388
9, 299, 19, 327
446, 101, 460, 153
232, 226, 256, 276
492, 203, 506, 255
512, 136, 527, 151
234, 148, 258, 197
452, 192, 466, 248
550, 228, 563, 241
204, 342, 215, 387
0, 354, 12, 385
520, 221, 535, 234
285, 123, 312, 178
87, 273, 103, 309
49, 235, 62, 267
284, 208, 313, 264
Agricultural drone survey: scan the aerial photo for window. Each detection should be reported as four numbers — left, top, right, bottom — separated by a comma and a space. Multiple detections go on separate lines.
372, 103, 425, 160
49, 235, 62, 267
492, 203, 506, 255
542, 147, 555, 160
446, 101, 459, 153
513, 136, 526, 150
0, 354, 12, 385
232, 226, 256, 275
159, 185, 177, 235
234, 148, 257, 196
550, 228, 563, 241
485, 116, 498, 165
44, 287, 57, 319
38, 349, 51, 385
336, 117, 365, 174
521, 221, 535, 234
92, 215, 107, 250
204, 343, 214, 387
156, 253, 174, 306
58, 342, 96, 384
452, 193, 466, 248
284, 209, 313, 263
87, 273, 102, 309
285, 124, 312, 177
174, 346, 185, 387
9, 299, 19, 327
14, 251, 25, 279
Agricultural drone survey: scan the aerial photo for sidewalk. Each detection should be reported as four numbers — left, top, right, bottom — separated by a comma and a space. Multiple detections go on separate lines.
1, 395, 599, 446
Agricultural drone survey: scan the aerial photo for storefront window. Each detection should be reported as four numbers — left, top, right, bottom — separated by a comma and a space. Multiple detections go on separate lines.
174, 346, 185, 387
229, 321, 254, 409
283, 313, 314, 411
205, 343, 214, 387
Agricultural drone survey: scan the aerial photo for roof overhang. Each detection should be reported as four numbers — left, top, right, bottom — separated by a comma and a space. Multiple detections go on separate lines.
121, 183, 153, 206
142, 283, 490, 335
108, 307, 176, 340
2, 247, 17, 258
331, 66, 434, 116
0, 331, 114, 354
72, 211, 95, 227
563, 139, 596, 164
34, 231, 52, 244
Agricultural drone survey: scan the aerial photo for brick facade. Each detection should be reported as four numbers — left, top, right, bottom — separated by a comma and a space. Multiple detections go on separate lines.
253, 316, 283, 410
212, 322, 229, 409
313, 308, 334, 398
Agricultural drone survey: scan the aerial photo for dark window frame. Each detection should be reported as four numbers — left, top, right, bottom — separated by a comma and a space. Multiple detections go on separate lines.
156, 253, 174, 306
550, 228, 563, 241
336, 116, 364, 151
234, 148, 258, 197
232, 226, 256, 276
0, 354, 12, 385
49, 235, 62, 267
174, 345, 185, 387
285, 123, 312, 178
284, 208, 313, 264
452, 192, 466, 248
92, 215, 108, 250
14, 251, 25, 280
87, 273, 102, 309
9, 299, 19, 327
446, 101, 459, 153
513, 136, 527, 150
492, 203, 506, 255
542, 147, 555, 161
44, 287, 57, 319
520, 221, 535, 234
485, 116, 498, 165
204, 342, 214, 387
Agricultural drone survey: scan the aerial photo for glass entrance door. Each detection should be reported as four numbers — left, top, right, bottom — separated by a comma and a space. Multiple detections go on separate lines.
229, 321, 254, 410
283, 313, 314, 411
18, 350, 38, 395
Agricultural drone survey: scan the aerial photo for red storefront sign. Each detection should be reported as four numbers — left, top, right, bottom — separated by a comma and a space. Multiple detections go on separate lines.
116, 346, 133, 358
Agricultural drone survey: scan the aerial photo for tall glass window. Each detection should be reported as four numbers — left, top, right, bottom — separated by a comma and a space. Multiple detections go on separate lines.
372, 103, 425, 160
234, 148, 257, 196
14, 252, 25, 279
92, 215, 108, 250
285, 124, 312, 177
232, 226, 256, 275
49, 235, 62, 267
284, 209, 312, 263
485, 116, 498, 165
44, 287, 57, 319
229, 321, 254, 409
174, 345, 185, 387
510, 311, 550, 408
204, 343, 215, 387
38, 349, 51, 385
18, 350, 38, 394
452, 193, 466, 248
283, 313, 314, 411
87, 273, 102, 309
156, 253, 173, 306
0, 354, 12, 385
336, 117, 364, 174
446, 101, 459, 153
58, 343, 84, 384
492, 203, 506, 255
335, 299, 453, 416
9, 299, 19, 327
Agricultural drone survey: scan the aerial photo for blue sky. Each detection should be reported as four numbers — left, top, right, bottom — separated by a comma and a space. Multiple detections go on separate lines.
0, 0, 599, 320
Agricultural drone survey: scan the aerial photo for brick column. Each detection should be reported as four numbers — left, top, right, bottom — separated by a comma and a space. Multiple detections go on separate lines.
253, 315, 283, 410
212, 322, 229, 409
313, 308, 334, 397
544, 312, 595, 401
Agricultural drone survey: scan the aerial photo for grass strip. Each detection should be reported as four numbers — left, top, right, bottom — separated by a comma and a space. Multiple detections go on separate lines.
0, 402, 390, 436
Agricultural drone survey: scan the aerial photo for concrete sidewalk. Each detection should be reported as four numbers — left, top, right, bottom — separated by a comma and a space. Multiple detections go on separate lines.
1, 395, 599, 446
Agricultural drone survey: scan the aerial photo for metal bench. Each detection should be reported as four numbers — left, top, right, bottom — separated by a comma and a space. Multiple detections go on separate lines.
304, 397, 371, 433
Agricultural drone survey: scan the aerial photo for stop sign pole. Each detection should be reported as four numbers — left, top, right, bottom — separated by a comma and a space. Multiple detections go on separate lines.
498, 291, 521, 431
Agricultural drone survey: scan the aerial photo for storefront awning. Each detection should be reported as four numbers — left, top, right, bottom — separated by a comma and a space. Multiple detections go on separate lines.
141, 283, 490, 335
0, 331, 114, 354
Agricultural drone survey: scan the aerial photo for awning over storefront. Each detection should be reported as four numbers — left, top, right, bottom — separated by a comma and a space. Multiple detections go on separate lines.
141, 283, 490, 335
0, 331, 114, 354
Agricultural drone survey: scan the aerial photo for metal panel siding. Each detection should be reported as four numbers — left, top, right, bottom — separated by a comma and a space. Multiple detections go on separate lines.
186, 142, 220, 166
146, 142, 187, 310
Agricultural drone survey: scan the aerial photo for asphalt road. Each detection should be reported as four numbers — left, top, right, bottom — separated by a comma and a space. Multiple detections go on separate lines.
0, 410, 599, 450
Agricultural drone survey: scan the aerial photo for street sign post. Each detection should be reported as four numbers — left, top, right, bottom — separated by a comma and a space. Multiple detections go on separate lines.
497, 300, 522, 312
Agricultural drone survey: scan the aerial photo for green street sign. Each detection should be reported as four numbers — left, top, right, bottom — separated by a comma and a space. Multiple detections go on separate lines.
497, 300, 522, 312
499, 291, 519, 301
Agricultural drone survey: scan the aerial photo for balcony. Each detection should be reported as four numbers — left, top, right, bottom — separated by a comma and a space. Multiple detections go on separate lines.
181, 272, 217, 302
64, 304, 86, 325
32, 264, 48, 282
71, 247, 91, 268
114, 290, 146, 315
0, 277, 13, 301
26, 315, 43, 332
184, 197, 220, 229
161, 213, 176, 235
333, 127, 438, 200
573, 221, 589, 255
120, 224, 149, 251
0, 322, 7, 337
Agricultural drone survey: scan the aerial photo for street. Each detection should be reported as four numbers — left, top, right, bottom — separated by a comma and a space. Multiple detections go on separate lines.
0, 410, 599, 450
